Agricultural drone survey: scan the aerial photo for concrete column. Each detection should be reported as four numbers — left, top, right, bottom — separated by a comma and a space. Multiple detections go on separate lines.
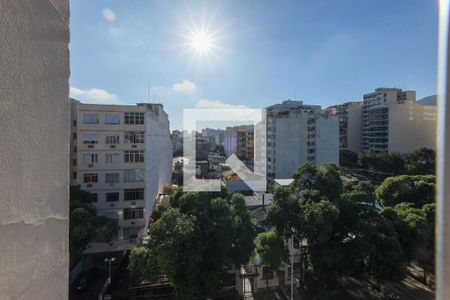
0, 0, 70, 298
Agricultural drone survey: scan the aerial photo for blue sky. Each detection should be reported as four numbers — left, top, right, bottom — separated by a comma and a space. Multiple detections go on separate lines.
70, 0, 438, 130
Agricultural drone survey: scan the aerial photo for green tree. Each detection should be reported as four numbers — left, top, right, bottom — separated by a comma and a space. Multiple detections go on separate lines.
269, 165, 371, 296
405, 148, 435, 175
292, 163, 343, 201
340, 149, 359, 169
69, 186, 118, 265
256, 229, 288, 269
129, 191, 256, 299
394, 202, 435, 284
366, 214, 407, 287
266, 164, 410, 298
375, 175, 435, 207
359, 151, 405, 175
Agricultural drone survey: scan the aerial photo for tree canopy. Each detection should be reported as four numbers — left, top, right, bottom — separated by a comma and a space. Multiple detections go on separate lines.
69, 186, 118, 265
339, 148, 435, 177
259, 163, 432, 298
129, 191, 256, 299
375, 175, 435, 207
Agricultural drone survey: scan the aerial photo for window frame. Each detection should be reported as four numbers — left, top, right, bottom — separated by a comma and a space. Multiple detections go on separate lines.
124, 150, 145, 163
106, 192, 120, 202
82, 113, 99, 124
124, 188, 144, 201
83, 173, 98, 183
104, 114, 121, 124
105, 173, 120, 184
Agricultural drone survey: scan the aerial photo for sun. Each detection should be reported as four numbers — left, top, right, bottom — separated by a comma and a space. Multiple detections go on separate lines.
188, 30, 214, 54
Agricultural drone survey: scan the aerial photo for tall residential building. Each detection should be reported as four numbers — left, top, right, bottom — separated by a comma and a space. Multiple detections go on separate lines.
325, 101, 363, 152
70, 101, 172, 241
362, 88, 437, 153
202, 128, 225, 145
266, 100, 339, 179
223, 125, 255, 162
171, 129, 183, 156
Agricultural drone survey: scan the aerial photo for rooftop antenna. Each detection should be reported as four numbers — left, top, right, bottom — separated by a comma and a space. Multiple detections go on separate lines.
147, 80, 150, 103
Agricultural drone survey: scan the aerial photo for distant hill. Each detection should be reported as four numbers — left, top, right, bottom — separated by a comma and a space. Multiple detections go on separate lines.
417, 95, 437, 105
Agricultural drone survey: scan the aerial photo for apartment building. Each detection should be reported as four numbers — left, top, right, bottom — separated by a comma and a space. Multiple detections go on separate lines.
70, 100, 172, 241
236, 125, 255, 162
266, 100, 339, 179
171, 129, 183, 156
223, 125, 254, 161
362, 88, 437, 153
325, 101, 363, 152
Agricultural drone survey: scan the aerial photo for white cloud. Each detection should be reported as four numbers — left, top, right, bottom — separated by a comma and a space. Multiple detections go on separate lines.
172, 80, 197, 94
102, 8, 117, 22
70, 87, 119, 103
195, 99, 249, 109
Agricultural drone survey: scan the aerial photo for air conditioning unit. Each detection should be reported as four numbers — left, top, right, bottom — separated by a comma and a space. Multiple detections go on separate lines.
109, 183, 115, 186
110, 145, 116, 148
88, 145, 94, 149
131, 144, 137, 148
109, 203, 115, 207
131, 201, 136, 206
86, 183, 92, 188
131, 221, 135, 225
88, 164, 94, 168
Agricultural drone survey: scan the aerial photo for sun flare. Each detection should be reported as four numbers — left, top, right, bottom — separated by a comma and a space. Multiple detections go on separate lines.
189, 30, 214, 54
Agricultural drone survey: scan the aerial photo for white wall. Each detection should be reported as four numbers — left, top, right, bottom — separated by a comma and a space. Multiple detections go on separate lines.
315, 116, 340, 165
0, 0, 70, 298
388, 103, 437, 153
275, 116, 308, 178
145, 105, 173, 224
347, 104, 362, 152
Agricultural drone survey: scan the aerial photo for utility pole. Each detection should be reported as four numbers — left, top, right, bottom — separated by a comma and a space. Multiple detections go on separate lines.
290, 233, 301, 300
104, 257, 116, 284
291, 235, 294, 300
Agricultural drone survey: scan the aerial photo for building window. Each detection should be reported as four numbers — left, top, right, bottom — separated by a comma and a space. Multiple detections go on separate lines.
74, 145, 77, 153
125, 131, 145, 144
105, 173, 119, 184
72, 172, 77, 180
124, 188, 144, 201
124, 150, 144, 163
87, 193, 98, 202
124, 112, 144, 125
105, 153, 120, 164
105, 135, 120, 144
106, 192, 120, 202
83, 153, 98, 164
73, 120, 77, 127
72, 132, 77, 140
83, 173, 98, 183
104, 211, 118, 220
105, 114, 120, 124
83, 114, 99, 124
123, 208, 144, 220
72, 158, 77, 166
124, 170, 145, 182
83, 134, 99, 144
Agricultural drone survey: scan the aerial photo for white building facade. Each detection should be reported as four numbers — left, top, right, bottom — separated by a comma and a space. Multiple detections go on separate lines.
266, 100, 339, 179
362, 88, 437, 153
325, 102, 363, 152
71, 101, 172, 241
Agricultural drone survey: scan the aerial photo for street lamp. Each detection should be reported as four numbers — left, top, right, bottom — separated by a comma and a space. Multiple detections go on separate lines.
104, 257, 116, 284
290, 234, 302, 300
